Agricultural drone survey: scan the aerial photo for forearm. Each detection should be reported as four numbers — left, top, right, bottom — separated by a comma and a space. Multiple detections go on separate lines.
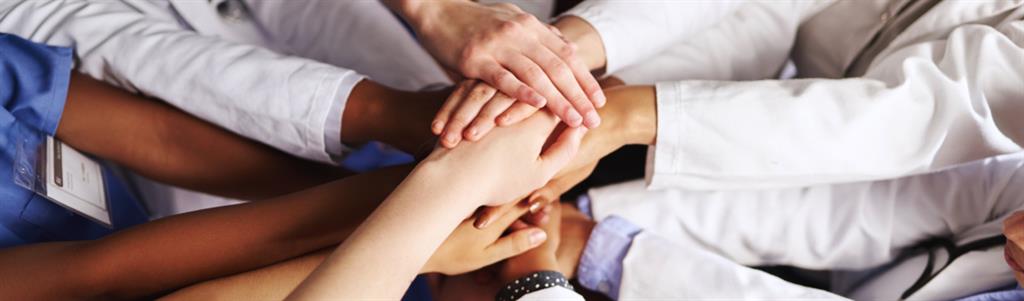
341, 80, 444, 155
0, 166, 410, 300
287, 162, 479, 299
57, 74, 345, 200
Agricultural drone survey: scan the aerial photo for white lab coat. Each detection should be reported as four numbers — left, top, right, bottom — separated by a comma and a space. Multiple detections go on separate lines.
586, 151, 1024, 300
0, 0, 450, 165
0, 0, 456, 216
567, 0, 1024, 191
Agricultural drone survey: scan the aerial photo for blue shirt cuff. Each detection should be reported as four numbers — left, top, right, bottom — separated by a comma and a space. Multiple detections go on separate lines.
576, 194, 593, 218
576, 215, 642, 299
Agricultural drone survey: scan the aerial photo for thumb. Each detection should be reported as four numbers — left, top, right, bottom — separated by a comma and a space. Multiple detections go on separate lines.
484, 227, 547, 263
538, 126, 586, 178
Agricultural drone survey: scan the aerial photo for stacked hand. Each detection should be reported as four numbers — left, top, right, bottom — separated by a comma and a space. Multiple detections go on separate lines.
391, 0, 605, 141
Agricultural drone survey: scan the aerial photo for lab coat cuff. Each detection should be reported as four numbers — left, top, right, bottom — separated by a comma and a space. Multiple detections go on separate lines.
645, 81, 719, 190
562, 3, 627, 75
577, 215, 642, 299
323, 75, 366, 163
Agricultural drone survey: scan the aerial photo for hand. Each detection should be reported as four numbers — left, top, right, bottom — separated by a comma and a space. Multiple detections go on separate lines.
474, 162, 597, 229
500, 202, 564, 284
1003, 211, 1024, 286
395, 0, 605, 129
555, 204, 596, 278
423, 201, 546, 275
433, 80, 541, 148
432, 76, 628, 149
423, 110, 585, 207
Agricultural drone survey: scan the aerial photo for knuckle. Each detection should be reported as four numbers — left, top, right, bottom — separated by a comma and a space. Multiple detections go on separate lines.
558, 43, 575, 57
514, 236, 533, 252
513, 13, 536, 25
498, 20, 521, 35
449, 115, 472, 128
468, 86, 491, 101
490, 70, 512, 86
524, 65, 545, 81
546, 57, 570, 74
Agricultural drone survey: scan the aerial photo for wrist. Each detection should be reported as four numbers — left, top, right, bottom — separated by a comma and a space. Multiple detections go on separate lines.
554, 16, 606, 72
501, 256, 560, 284
607, 86, 657, 146
344, 80, 442, 153
393, 0, 456, 35
410, 158, 486, 209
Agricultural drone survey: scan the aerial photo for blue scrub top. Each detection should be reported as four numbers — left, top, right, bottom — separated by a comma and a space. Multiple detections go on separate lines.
0, 33, 147, 247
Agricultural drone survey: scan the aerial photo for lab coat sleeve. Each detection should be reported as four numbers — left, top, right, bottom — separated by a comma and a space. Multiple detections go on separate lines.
617, 232, 846, 300
647, 20, 1024, 190
518, 286, 585, 301
0, 0, 364, 164
562, 1, 746, 74
612, 2, 802, 84
588, 152, 1024, 271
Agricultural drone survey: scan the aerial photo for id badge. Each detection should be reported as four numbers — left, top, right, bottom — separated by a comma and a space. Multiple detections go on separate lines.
41, 137, 111, 227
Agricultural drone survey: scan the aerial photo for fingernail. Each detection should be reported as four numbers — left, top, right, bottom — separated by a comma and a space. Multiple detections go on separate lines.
431, 120, 444, 134
529, 92, 546, 107
566, 111, 583, 126
466, 127, 479, 140
584, 111, 601, 128
443, 132, 459, 147
529, 201, 543, 214
528, 230, 547, 246
474, 217, 491, 229
498, 114, 512, 126
592, 91, 607, 107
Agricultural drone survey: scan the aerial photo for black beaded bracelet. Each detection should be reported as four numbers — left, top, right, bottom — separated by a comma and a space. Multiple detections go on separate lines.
495, 270, 573, 301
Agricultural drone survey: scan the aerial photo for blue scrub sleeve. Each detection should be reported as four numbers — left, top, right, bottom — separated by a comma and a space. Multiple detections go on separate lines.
0, 33, 73, 135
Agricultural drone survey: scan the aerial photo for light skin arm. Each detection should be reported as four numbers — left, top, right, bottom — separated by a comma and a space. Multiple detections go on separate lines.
287, 112, 585, 300
58, 73, 346, 200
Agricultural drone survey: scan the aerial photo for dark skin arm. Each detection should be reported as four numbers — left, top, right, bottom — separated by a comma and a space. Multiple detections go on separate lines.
58, 73, 347, 200
0, 165, 411, 300
341, 80, 447, 156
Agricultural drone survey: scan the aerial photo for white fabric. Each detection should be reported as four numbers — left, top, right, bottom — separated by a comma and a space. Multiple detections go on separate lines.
586, 152, 1024, 300
0, 0, 352, 163
519, 286, 585, 301
575, 0, 1024, 190
0, 0, 455, 216
564, 0, 745, 75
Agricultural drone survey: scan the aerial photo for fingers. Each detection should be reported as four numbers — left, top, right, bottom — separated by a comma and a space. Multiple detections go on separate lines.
433, 80, 475, 135
440, 83, 497, 148
497, 102, 540, 126
538, 20, 605, 110
475, 198, 531, 230
530, 162, 598, 205
538, 126, 586, 178
464, 92, 515, 141
474, 201, 513, 229
503, 54, 581, 126
523, 45, 598, 128
479, 61, 545, 108
483, 226, 547, 264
